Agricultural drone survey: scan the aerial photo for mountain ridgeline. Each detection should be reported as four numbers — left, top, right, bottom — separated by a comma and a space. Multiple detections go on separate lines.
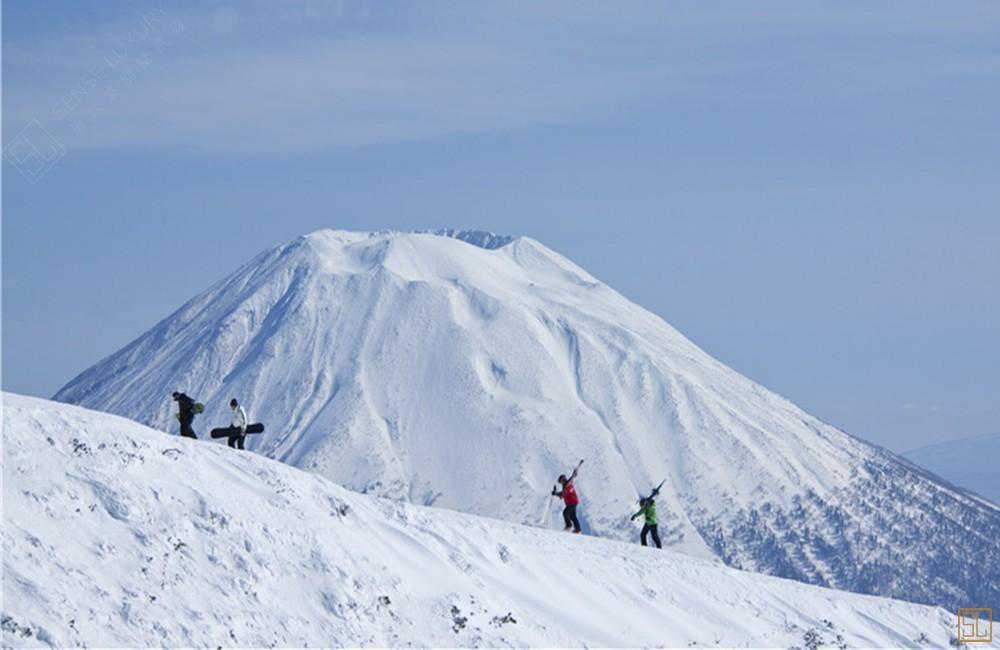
55, 229, 1000, 610
4, 394, 964, 648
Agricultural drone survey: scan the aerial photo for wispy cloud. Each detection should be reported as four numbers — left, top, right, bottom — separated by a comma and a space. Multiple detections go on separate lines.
5, 0, 999, 155
900, 403, 996, 414
4, 2, 685, 154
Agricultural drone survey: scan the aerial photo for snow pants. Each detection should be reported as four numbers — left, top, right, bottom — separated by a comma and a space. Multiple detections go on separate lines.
641, 523, 661, 548
179, 417, 197, 439
227, 434, 245, 449
563, 504, 581, 532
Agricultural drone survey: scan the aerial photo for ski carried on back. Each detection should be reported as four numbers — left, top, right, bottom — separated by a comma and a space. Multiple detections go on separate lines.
210, 423, 265, 438
551, 459, 585, 533
629, 478, 667, 548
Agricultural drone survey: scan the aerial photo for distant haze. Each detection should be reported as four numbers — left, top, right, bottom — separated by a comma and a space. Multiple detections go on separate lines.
904, 432, 1000, 504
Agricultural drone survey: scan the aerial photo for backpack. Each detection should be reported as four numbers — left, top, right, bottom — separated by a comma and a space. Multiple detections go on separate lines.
193, 402, 205, 414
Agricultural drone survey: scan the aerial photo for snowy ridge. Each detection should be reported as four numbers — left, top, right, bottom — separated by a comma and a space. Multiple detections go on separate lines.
1, 394, 975, 648
54, 229, 1000, 610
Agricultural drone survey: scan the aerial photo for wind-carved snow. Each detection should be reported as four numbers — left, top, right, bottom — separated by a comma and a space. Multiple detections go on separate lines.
431, 228, 516, 250
1, 394, 974, 648
54, 229, 1000, 610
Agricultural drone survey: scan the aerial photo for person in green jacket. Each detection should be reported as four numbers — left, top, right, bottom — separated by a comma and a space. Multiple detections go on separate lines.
630, 484, 663, 548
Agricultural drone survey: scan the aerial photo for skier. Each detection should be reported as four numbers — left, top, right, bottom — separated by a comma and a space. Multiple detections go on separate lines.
172, 391, 200, 439
630, 482, 664, 548
551, 460, 584, 533
227, 398, 248, 450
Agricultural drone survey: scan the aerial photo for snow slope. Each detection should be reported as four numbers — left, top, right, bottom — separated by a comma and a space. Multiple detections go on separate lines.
904, 433, 1000, 504
1, 394, 976, 648
54, 229, 1000, 610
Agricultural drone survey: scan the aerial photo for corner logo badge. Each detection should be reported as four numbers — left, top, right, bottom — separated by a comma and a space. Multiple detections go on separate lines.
958, 608, 993, 644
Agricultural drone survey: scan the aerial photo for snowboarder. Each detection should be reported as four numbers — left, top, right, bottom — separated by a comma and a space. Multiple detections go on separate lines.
227, 398, 248, 450
172, 391, 201, 439
551, 460, 584, 533
630, 481, 664, 548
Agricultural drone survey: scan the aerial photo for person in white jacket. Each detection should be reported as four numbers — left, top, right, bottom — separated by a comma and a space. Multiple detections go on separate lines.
228, 398, 248, 449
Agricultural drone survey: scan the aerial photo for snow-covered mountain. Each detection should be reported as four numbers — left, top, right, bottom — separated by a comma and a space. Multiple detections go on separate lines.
2, 394, 973, 648
54, 229, 1000, 610
904, 432, 1000, 504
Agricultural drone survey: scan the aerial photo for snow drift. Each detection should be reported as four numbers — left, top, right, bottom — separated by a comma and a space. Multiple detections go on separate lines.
1, 394, 973, 648
54, 229, 1000, 610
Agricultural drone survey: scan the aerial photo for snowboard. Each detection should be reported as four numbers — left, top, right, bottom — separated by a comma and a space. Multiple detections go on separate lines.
210, 423, 265, 438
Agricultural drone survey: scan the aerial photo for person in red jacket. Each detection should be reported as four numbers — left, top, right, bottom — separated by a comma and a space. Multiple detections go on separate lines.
551, 460, 584, 533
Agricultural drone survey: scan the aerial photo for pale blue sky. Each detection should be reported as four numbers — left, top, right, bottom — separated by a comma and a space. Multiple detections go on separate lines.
3, 1, 999, 451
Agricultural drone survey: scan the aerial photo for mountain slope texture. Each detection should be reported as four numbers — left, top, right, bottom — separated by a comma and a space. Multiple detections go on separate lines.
54, 229, 1000, 610
2, 394, 971, 648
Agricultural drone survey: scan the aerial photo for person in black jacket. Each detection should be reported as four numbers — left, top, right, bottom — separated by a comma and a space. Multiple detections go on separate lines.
172, 391, 198, 439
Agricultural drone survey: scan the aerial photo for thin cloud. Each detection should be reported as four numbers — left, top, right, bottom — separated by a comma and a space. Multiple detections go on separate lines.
5, 5, 676, 153
5, 1, 999, 155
